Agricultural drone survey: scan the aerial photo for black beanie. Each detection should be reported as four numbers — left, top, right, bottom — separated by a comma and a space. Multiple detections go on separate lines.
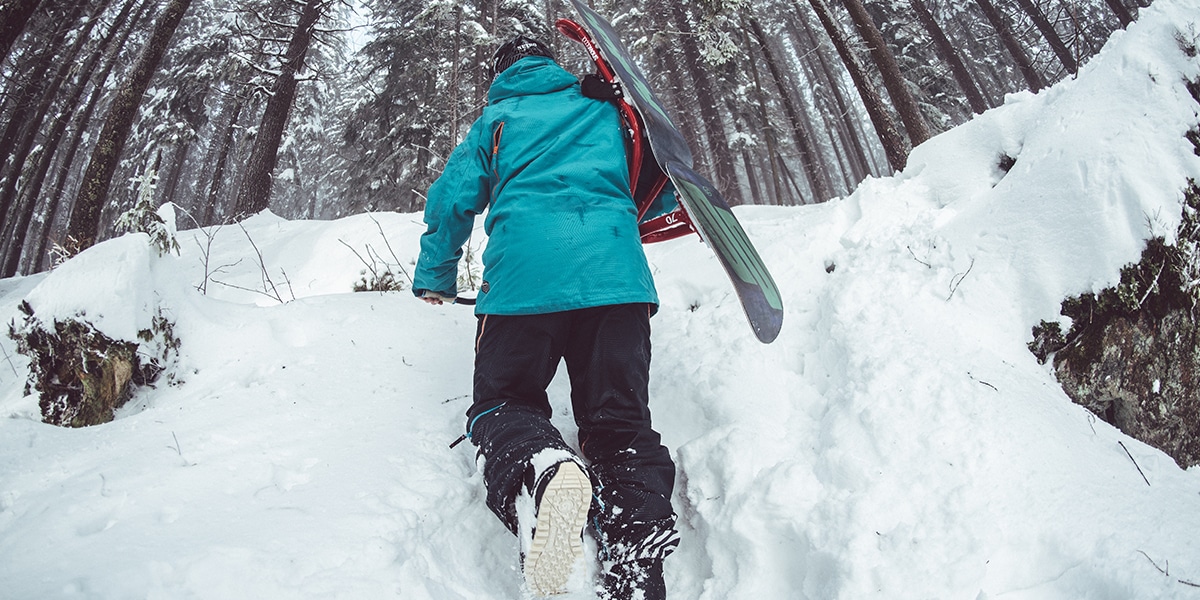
490, 35, 554, 80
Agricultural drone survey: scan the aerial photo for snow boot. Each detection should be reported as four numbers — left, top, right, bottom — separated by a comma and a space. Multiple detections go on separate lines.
595, 517, 678, 600
523, 460, 592, 596
599, 558, 666, 600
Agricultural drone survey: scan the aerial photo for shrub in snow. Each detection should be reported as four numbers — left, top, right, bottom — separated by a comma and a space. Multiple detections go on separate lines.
114, 166, 180, 258
345, 240, 410, 293
1031, 179, 1200, 467
353, 269, 406, 292
47, 236, 85, 270
455, 241, 482, 294
345, 216, 418, 293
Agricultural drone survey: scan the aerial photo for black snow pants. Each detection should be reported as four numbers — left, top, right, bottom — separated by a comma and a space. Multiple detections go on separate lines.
465, 303, 676, 544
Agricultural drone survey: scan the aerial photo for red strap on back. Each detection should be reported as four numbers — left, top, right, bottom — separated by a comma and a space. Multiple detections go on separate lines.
556, 18, 695, 244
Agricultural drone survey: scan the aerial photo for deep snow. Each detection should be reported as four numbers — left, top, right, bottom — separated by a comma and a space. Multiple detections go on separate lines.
4, 1, 1200, 598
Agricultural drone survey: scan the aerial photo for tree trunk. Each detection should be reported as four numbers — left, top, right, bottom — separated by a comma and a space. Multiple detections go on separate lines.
1104, 0, 1135, 27
200, 96, 245, 226
232, 0, 325, 217
0, 1, 86, 220
156, 140, 191, 207
30, 0, 156, 272
722, 96, 759, 204
808, 14, 877, 181
804, 0, 909, 172
775, 156, 809, 204
739, 27, 785, 205
1, 0, 110, 252
450, 5, 462, 147
669, 2, 743, 205
66, 0, 193, 249
910, 0, 991, 114
657, 43, 706, 172
746, 15, 832, 203
739, 144, 764, 205
2, 0, 128, 277
0, 0, 42, 65
1014, 0, 1078, 75
944, 12, 1004, 106
471, 0, 489, 107
791, 14, 872, 190
1059, 0, 1111, 57
840, 0, 931, 147
975, 0, 1046, 92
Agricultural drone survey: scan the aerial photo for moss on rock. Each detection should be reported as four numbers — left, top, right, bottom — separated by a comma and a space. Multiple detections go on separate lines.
8, 300, 176, 427
1030, 180, 1200, 467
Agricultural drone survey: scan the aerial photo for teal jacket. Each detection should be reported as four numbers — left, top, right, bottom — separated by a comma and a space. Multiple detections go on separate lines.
414, 56, 659, 315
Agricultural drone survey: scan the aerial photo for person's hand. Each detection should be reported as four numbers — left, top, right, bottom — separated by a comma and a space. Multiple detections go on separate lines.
419, 291, 456, 305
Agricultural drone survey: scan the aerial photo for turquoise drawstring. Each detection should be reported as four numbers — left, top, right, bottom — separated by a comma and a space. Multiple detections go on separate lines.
449, 403, 506, 449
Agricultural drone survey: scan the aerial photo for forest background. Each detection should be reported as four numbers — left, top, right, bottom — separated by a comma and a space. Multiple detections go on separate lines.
0, 0, 1142, 278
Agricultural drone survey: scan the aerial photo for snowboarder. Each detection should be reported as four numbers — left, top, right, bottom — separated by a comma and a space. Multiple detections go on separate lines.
413, 36, 679, 599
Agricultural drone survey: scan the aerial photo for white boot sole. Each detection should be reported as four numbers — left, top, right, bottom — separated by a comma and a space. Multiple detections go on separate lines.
525, 462, 591, 596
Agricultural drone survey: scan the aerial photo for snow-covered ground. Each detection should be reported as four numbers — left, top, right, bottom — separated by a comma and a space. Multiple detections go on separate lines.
4, 1, 1200, 598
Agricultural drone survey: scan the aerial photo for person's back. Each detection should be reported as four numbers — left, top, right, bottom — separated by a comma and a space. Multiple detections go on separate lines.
416, 55, 657, 314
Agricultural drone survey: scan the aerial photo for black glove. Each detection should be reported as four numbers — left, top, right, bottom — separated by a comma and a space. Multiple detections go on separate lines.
581, 73, 624, 100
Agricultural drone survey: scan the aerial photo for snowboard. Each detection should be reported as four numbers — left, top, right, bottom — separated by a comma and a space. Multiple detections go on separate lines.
559, 0, 784, 344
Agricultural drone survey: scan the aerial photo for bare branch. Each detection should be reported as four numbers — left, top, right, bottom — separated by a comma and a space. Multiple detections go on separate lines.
1139, 550, 1168, 576
339, 238, 381, 281
1119, 441, 1152, 486
208, 278, 286, 302
907, 245, 933, 269
278, 268, 296, 302
237, 222, 286, 304
1138, 550, 1200, 587
1, 342, 20, 378
947, 258, 976, 300
367, 213, 414, 285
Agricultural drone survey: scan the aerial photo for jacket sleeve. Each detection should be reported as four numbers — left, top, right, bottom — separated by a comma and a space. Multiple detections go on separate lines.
413, 119, 492, 298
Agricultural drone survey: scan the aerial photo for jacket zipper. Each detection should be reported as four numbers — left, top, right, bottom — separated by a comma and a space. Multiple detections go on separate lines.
490, 121, 505, 199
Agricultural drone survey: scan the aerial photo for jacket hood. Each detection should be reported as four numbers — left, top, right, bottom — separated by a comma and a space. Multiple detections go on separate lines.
488, 56, 578, 104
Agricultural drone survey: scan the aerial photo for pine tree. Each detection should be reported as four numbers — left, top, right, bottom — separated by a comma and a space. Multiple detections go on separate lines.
746, 14, 834, 203
840, 0, 931, 147
66, 0, 194, 249
0, 0, 1136, 273
1014, 0, 1078, 76
909, 0, 990, 115
0, 0, 42, 64
1, 0, 127, 277
233, 0, 330, 218
974, 0, 1046, 92
28, 0, 158, 273
803, 0, 909, 171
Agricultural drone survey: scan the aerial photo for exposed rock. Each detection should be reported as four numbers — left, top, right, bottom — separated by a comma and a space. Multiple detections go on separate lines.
1032, 177, 1199, 467
1053, 309, 1199, 467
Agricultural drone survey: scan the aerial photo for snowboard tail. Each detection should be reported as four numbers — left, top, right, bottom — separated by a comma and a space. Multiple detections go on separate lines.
667, 161, 784, 342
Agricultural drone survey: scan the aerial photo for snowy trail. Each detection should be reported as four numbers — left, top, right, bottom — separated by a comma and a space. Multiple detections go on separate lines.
5, 0, 1200, 598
